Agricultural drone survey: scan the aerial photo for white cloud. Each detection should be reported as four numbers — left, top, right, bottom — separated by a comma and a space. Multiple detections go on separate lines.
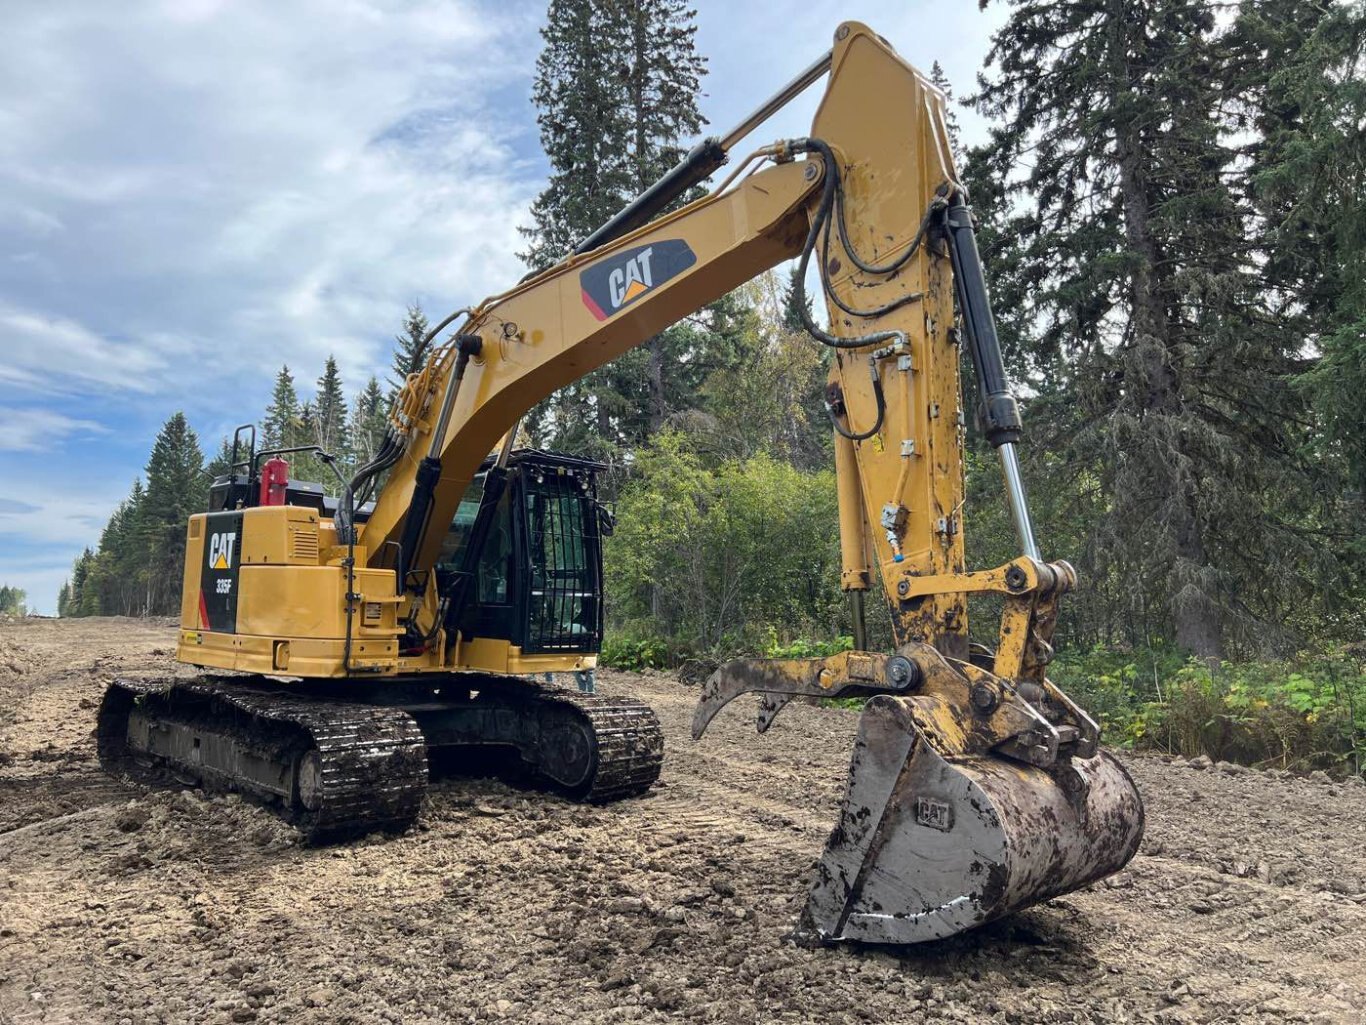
0, 476, 123, 542
0, 407, 108, 452
0, 0, 541, 408
0, 476, 133, 614
0, 305, 171, 394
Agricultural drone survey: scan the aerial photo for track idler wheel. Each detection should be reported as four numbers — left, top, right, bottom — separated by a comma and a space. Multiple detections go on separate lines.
800, 695, 1144, 944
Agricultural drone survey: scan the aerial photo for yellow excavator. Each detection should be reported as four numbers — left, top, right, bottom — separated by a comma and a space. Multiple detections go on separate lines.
98, 22, 1143, 945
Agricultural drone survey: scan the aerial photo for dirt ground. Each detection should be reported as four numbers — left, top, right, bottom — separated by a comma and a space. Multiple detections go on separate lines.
1, 618, 1364, 1025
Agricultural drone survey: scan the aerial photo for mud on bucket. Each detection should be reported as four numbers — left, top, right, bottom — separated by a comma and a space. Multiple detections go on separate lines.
800, 694, 1145, 945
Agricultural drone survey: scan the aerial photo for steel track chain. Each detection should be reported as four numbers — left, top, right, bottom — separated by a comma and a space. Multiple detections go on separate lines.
530, 688, 664, 801
97, 676, 428, 843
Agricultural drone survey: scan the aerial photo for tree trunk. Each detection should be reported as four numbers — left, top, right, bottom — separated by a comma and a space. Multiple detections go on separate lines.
1107, 2, 1221, 659
646, 336, 666, 433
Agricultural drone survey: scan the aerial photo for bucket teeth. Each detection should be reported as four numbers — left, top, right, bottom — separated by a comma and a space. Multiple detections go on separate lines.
799, 695, 1144, 945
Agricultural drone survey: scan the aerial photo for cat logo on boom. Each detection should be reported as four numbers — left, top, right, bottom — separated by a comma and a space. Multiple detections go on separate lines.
611, 248, 655, 308
580, 239, 697, 321
208, 531, 237, 571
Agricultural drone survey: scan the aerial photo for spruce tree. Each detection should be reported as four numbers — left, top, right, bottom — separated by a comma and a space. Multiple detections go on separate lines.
68, 549, 91, 617
57, 580, 70, 617
1230, 3, 1366, 488
92, 490, 142, 615
120, 479, 150, 616
1224, 2, 1366, 638
929, 60, 961, 159
389, 304, 431, 401
349, 376, 389, 467
967, 0, 1319, 657
520, 0, 715, 456
141, 413, 206, 614
205, 437, 234, 478
311, 357, 349, 461
74, 548, 100, 616
262, 366, 300, 451
520, 0, 635, 270
780, 266, 813, 335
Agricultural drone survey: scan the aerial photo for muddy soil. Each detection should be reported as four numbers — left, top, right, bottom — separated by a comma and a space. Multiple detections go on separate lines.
1, 618, 1363, 1025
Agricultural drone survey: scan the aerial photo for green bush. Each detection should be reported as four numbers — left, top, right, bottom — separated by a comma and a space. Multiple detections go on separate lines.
598, 634, 674, 671
599, 630, 854, 674
1052, 645, 1366, 774
603, 431, 845, 652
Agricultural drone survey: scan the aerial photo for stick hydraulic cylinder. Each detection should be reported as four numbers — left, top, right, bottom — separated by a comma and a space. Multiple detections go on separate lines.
941, 190, 1039, 560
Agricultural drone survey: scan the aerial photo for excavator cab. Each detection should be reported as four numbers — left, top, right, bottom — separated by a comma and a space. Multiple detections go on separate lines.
434, 450, 607, 692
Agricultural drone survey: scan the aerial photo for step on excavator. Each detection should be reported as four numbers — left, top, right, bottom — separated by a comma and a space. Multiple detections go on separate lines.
98, 22, 1143, 944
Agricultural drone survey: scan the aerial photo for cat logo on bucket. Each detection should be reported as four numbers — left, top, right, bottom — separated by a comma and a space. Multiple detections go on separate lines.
208, 531, 237, 571
580, 239, 697, 321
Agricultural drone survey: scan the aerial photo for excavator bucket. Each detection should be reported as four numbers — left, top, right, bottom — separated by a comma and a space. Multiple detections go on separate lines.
693, 647, 1144, 945
799, 695, 1144, 944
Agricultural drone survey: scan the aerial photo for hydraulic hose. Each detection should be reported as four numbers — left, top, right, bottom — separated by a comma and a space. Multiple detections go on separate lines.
829, 154, 946, 277
790, 139, 910, 351
826, 359, 887, 442
336, 428, 404, 544
339, 306, 476, 545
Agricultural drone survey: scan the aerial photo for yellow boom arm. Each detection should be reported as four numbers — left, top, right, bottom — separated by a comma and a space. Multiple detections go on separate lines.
366, 23, 975, 659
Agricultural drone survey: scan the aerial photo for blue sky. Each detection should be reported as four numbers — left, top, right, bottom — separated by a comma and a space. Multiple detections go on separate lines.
0, 0, 1007, 614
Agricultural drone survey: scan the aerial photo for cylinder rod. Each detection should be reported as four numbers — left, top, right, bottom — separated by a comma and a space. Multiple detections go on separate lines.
573, 138, 727, 256
999, 442, 1039, 561
833, 428, 872, 590
850, 591, 868, 652
719, 49, 833, 152
572, 48, 833, 259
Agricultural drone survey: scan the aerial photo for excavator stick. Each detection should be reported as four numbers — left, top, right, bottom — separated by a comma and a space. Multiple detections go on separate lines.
682, 25, 1145, 944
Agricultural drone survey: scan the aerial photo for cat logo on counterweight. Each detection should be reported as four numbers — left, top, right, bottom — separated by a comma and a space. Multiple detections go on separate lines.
580, 239, 696, 321
208, 531, 237, 571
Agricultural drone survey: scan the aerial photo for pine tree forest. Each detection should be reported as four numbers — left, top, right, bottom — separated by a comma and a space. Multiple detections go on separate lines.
62, 1, 1366, 771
